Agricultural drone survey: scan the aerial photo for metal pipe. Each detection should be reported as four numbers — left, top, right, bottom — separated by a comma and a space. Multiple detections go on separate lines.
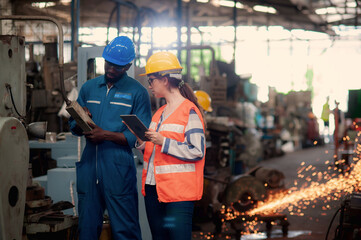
71, 0, 75, 60
29, 43, 34, 62
152, 45, 218, 76
136, 10, 142, 63
0, 15, 70, 105
134, 7, 156, 66
334, 101, 340, 164
70, 0, 79, 61
150, 23, 154, 55
355, 0, 359, 27
186, 2, 191, 83
0, 16, 64, 65
106, 6, 117, 45
193, 27, 204, 65
204, 175, 229, 184
76, 0, 80, 61
177, 0, 182, 62
109, 0, 139, 51
116, 2, 120, 36
233, 0, 237, 68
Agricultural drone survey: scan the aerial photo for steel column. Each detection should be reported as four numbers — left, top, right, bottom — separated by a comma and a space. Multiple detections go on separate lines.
177, 0, 182, 62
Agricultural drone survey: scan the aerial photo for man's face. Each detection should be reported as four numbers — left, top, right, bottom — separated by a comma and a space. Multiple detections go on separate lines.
104, 61, 129, 83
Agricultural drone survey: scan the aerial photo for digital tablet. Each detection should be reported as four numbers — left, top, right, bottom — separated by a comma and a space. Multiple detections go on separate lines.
120, 115, 149, 141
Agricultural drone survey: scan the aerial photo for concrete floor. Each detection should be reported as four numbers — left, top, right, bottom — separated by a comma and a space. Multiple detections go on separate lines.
192, 143, 354, 240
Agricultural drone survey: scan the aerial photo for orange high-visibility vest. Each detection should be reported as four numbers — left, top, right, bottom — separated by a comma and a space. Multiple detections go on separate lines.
142, 99, 205, 202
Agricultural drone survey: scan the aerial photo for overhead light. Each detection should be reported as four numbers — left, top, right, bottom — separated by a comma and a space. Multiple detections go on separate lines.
322, 14, 354, 22
197, 0, 209, 3
315, 7, 337, 15
31, 2, 55, 8
346, 2, 357, 8
253, 5, 277, 14
218, 0, 244, 8
60, 0, 72, 3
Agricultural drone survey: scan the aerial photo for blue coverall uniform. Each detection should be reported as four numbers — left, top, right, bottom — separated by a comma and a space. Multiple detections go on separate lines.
69, 73, 151, 240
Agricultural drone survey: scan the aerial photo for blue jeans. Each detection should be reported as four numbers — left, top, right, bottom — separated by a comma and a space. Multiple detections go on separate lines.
144, 185, 194, 240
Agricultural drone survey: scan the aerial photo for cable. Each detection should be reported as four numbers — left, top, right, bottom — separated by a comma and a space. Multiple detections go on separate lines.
5, 83, 26, 120
69, 180, 77, 216
325, 206, 342, 240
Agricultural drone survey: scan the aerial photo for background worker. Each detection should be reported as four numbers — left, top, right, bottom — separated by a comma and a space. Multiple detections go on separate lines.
68, 36, 151, 240
194, 90, 213, 113
194, 90, 213, 135
321, 96, 331, 142
134, 51, 206, 240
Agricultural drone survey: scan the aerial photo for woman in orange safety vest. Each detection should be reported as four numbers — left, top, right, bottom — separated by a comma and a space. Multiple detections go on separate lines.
136, 52, 206, 240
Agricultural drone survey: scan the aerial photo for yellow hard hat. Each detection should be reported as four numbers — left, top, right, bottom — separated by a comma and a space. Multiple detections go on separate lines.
194, 90, 213, 112
139, 52, 183, 76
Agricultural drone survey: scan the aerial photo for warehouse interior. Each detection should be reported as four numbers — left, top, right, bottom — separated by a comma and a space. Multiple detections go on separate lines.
1, 0, 361, 239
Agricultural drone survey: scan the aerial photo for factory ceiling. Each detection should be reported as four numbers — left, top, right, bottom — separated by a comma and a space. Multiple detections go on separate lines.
9, 0, 361, 36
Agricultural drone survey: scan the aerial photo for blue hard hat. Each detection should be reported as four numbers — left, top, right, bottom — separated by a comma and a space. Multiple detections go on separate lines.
102, 36, 135, 66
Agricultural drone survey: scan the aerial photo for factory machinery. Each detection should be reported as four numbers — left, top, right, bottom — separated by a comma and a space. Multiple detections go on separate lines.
197, 138, 289, 238
0, 15, 150, 239
0, 17, 78, 239
0, 16, 294, 239
0, 34, 29, 240
203, 131, 289, 237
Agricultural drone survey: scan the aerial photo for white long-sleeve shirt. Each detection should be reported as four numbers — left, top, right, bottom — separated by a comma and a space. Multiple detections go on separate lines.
137, 109, 205, 185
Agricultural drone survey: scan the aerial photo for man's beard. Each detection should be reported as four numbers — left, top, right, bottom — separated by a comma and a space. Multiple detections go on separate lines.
105, 74, 122, 84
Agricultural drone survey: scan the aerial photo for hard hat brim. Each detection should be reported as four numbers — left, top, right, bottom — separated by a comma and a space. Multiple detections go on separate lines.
139, 72, 147, 76
139, 68, 183, 77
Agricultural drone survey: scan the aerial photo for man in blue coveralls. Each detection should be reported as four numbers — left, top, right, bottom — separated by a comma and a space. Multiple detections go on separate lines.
69, 36, 151, 240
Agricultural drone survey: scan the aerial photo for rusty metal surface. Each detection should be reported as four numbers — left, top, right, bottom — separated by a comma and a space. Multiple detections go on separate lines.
24, 184, 78, 236
26, 186, 45, 201
0, 16, 70, 105
225, 175, 267, 208
0, 35, 26, 117
196, 168, 231, 217
25, 215, 78, 234
26, 196, 52, 209
248, 166, 285, 188
25, 210, 59, 223
0, 35, 17, 45
50, 201, 74, 211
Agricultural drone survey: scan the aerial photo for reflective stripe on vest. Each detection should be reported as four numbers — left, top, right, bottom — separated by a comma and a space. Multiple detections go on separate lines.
149, 121, 157, 130
159, 124, 184, 133
149, 122, 185, 133
155, 163, 195, 174
141, 99, 205, 202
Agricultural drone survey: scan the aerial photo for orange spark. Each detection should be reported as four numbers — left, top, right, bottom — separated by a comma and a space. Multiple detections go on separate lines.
247, 145, 361, 216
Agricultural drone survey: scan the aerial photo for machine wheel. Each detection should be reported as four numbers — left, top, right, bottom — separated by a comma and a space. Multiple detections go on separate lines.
224, 175, 267, 212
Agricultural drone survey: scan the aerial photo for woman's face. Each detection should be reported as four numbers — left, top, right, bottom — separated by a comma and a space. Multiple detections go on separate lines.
147, 74, 166, 98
